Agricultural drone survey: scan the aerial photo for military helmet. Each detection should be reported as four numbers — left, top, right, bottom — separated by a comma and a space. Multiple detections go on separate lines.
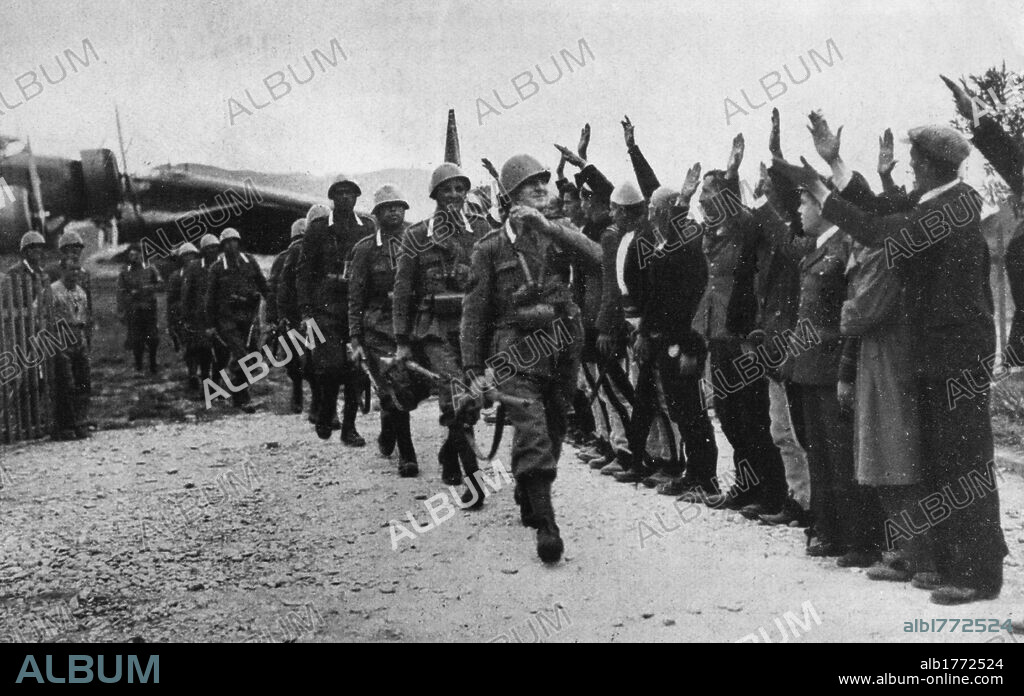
199, 233, 220, 249
328, 175, 361, 198
57, 230, 85, 250
500, 154, 550, 195
220, 228, 241, 242
19, 231, 45, 251
610, 180, 644, 206
373, 184, 410, 213
177, 242, 199, 257
290, 219, 307, 238
306, 203, 330, 223
382, 360, 432, 412
428, 163, 471, 199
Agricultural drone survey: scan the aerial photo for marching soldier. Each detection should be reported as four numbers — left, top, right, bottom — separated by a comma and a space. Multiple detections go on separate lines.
116, 242, 162, 375
349, 185, 418, 476
461, 153, 601, 562
269, 219, 307, 413
297, 177, 376, 443
167, 242, 200, 387
204, 228, 268, 413
181, 234, 221, 391
393, 163, 491, 500
46, 261, 92, 440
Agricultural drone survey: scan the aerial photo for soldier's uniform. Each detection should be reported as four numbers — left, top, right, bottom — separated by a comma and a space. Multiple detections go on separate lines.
349, 217, 416, 472
180, 245, 219, 386
204, 242, 268, 408
296, 196, 376, 438
393, 201, 491, 484
278, 213, 322, 422
166, 244, 199, 386
116, 256, 162, 373
46, 274, 91, 439
269, 220, 306, 412
461, 153, 598, 562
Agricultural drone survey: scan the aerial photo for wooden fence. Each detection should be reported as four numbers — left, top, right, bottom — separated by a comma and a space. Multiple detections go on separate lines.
0, 271, 51, 444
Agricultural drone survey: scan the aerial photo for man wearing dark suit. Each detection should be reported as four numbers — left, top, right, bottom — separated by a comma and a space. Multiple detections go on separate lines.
778, 116, 1008, 604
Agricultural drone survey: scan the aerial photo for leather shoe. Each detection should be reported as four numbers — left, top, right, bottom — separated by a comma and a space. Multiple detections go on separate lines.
600, 461, 624, 476
806, 541, 846, 557
315, 425, 332, 440
757, 498, 804, 525
837, 549, 880, 568
910, 572, 946, 591
341, 429, 366, 447
613, 468, 649, 484
866, 563, 913, 582
588, 455, 612, 470
930, 586, 999, 605
739, 502, 780, 520
397, 460, 419, 478
642, 470, 677, 489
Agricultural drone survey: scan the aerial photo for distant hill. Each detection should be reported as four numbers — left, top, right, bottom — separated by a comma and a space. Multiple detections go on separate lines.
150, 164, 435, 220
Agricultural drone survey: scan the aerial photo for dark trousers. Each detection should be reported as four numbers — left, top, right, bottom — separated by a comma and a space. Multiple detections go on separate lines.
629, 348, 717, 482
917, 378, 1007, 593
214, 319, 255, 406
784, 380, 808, 451
709, 340, 787, 504
127, 307, 158, 370
800, 384, 881, 550
52, 348, 90, 432
505, 373, 566, 481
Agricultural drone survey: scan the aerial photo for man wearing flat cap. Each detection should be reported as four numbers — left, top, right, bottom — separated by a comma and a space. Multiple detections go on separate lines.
776, 113, 1008, 605
297, 177, 377, 443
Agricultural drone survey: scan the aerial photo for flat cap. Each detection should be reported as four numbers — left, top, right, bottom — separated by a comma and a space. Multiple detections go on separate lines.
906, 125, 972, 166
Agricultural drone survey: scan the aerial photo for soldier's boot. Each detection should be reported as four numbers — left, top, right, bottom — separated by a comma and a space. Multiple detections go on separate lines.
340, 381, 365, 446
378, 410, 397, 457
438, 431, 462, 485
524, 475, 563, 563
514, 483, 539, 528
395, 412, 418, 477
307, 379, 320, 424
290, 378, 303, 414
454, 428, 485, 510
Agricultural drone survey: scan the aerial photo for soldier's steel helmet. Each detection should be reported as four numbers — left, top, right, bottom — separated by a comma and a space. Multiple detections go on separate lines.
610, 180, 644, 206
57, 231, 85, 249
328, 175, 362, 198
219, 228, 241, 242
290, 219, 307, 238
177, 242, 199, 256
199, 233, 220, 249
373, 184, 410, 213
500, 154, 550, 195
428, 163, 471, 199
19, 231, 45, 251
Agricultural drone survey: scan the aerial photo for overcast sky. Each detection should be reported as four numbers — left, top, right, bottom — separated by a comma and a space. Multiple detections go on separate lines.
2, 0, 1022, 196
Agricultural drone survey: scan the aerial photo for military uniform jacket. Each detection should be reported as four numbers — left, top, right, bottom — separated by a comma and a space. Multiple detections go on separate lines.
275, 240, 303, 326
47, 261, 94, 319
7, 260, 50, 309
823, 174, 994, 378
296, 212, 376, 322
392, 208, 491, 342
461, 220, 587, 375
685, 206, 761, 342
205, 252, 268, 327
181, 258, 216, 330
116, 263, 161, 317
348, 227, 405, 340
166, 264, 188, 329
791, 230, 852, 386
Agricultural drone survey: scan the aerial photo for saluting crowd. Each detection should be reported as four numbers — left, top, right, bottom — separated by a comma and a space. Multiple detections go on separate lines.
6, 76, 1016, 593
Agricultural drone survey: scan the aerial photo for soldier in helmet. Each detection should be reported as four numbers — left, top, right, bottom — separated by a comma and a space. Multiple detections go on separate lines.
393, 162, 492, 501
7, 231, 49, 303
181, 234, 221, 391
462, 153, 601, 562
45, 260, 92, 440
349, 185, 418, 476
204, 228, 268, 413
297, 178, 377, 442
46, 231, 94, 345
268, 218, 307, 413
282, 205, 332, 426
116, 242, 162, 374
167, 242, 200, 387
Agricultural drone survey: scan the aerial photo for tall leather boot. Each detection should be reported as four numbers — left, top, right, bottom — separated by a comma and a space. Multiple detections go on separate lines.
378, 410, 397, 457
340, 379, 365, 446
438, 428, 462, 485
524, 475, 563, 563
394, 411, 418, 477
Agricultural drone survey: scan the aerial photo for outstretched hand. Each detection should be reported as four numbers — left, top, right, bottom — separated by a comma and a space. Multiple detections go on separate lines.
554, 144, 586, 169
771, 155, 825, 194
578, 123, 591, 159
769, 107, 782, 158
621, 115, 635, 149
725, 133, 744, 179
877, 128, 897, 177
807, 110, 843, 164
940, 74, 976, 123
680, 162, 702, 200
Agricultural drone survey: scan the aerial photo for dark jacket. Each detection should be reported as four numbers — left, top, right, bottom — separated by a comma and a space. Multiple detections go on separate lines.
595, 223, 631, 338
116, 263, 161, 318
627, 143, 660, 199
166, 263, 188, 329
791, 230, 853, 385
275, 240, 303, 326
205, 252, 268, 328
181, 258, 215, 330
822, 175, 994, 378
392, 208, 491, 343
348, 228, 404, 340
296, 212, 376, 321
621, 210, 707, 354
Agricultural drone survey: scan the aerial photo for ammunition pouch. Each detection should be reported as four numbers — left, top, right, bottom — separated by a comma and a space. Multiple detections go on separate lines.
419, 292, 464, 317
510, 281, 569, 333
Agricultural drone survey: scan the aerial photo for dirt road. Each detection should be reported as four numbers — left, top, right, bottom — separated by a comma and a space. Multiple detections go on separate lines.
1, 401, 1022, 643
